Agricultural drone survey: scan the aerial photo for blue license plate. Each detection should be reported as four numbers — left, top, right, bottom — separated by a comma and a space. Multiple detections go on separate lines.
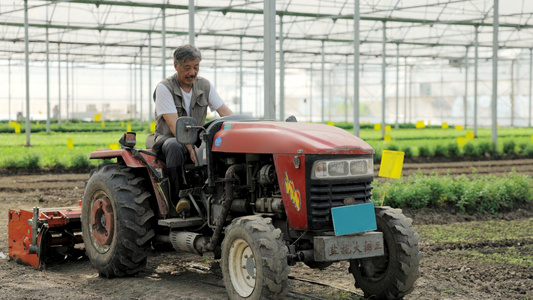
331, 203, 377, 236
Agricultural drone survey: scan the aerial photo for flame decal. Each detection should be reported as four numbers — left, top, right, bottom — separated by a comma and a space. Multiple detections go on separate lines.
284, 172, 301, 211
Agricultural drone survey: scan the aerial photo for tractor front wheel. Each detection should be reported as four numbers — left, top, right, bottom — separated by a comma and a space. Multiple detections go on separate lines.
82, 164, 154, 277
221, 216, 290, 300
349, 206, 421, 299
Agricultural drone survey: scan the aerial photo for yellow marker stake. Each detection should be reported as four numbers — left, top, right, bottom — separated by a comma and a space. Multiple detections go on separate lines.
127, 124, 132, 132
415, 121, 425, 129
94, 112, 101, 122
121, 121, 125, 127
150, 122, 156, 132
109, 143, 120, 150
378, 150, 405, 206
442, 122, 449, 129
374, 123, 381, 131
327, 121, 335, 126
455, 125, 463, 130
101, 121, 106, 127
384, 134, 392, 143
385, 125, 391, 132
457, 137, 467, 147
466, 131, 475, 140
67, 138, 74, 149
14, 123, 21, 134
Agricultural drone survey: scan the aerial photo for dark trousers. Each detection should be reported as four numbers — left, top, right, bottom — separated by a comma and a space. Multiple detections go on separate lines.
161, 138, 189, 168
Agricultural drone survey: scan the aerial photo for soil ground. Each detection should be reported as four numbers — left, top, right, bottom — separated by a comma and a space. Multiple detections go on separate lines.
1, 159, 532, 299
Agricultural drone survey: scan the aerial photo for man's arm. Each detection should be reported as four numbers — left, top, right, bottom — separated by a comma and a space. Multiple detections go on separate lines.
162, 113, 179, 136
216, 104, 234, 117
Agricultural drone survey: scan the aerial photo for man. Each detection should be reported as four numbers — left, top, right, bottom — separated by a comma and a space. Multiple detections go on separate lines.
147, 44, 233, 214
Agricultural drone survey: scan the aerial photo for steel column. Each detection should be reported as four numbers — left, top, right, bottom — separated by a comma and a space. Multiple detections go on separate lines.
345, 55, 348, 123
66, 53, 69, 123
395, 44, 399, 129
189, 0, 195, 45
24, 0, 31, 146
492, 0, 499, 149
46, 25, 50, 133
381, 21, 386, 139
404, 57, 407, 124
8, 58, 11, 122
263, 0, 276, 120
239, 37, 243, 114
464, 47, 469, 128
279, 17, 285, 121
511, 60, 515, 127
321, 40, 325, 123
140, 47, 143, 126
474, 26, 479, 136
162, 7, 166, 78
529, 49, 532, 127
149, 32, 152, 123
310, 63, 313, 122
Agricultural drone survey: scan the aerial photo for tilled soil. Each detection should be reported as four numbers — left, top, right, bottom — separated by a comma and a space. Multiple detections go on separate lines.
1, 160, 532, 299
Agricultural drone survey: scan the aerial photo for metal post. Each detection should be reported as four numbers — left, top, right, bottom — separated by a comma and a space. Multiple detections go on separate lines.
134, 56, 138, 122
381, 21, 386, 139
529, 49, 532, 127
256, 60, 259, 117
189, 0, 195, 45
474, 26, 479, 136
140, 47, 143, 127
511, 60, 515, 127
214, 50, 217, 88
345, 55, 348, 123
279, 17, 285, 120
66, 53, 69, 123
71, 61, 75, 116
263, 0, 276, 119
353, 0, 360, 136
395, 44, 399, 129
310, 63, 313, 122
492, 0, 499, 149
240, 37, 243, 114
58, 43, 61, 126
162, 7, 166, 79
409, 65, 413, 123
464, 47, 469, 128
8, 58, 11, 122
149, 32, 153, 123
45, 6, 50, 133
321, 40, 325, 123
404, 57, 407, 124
24, 0, 31, 146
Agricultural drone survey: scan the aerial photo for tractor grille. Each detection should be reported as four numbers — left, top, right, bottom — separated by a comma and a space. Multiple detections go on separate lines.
307, 180, 373, 230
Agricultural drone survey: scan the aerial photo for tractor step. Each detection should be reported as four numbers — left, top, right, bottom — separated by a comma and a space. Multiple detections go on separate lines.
158, 217, 204, 228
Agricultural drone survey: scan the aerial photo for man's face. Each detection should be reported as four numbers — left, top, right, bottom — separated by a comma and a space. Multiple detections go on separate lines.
175, 58, 200, 88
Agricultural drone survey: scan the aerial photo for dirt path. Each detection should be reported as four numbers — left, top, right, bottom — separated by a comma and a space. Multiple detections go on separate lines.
1, 162, 532, 299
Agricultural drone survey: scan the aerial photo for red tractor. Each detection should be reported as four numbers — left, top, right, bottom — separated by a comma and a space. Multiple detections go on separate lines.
9, 116, 421, 299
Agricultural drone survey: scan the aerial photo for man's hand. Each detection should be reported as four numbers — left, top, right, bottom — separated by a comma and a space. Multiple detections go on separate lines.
186, 144, 197, 164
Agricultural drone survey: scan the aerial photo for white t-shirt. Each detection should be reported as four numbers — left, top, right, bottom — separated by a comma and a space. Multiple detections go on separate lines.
155, 82, 224, 117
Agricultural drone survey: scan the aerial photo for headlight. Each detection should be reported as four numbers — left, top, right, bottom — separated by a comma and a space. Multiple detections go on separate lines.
312, 158, 373, 179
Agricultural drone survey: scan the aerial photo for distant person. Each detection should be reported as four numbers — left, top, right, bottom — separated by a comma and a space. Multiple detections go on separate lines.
147, 44, 233, 213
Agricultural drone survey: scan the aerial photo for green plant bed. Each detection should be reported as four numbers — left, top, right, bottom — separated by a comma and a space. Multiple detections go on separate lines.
372, 170, 532, 214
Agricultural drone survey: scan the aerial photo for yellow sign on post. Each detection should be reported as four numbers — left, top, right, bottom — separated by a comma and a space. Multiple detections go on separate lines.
455, 125, 464, 130
327, 121, 335, 126
14, 123, 21, 133
94, 112, 102, 122
457, 137, 467, 147
374, 123, 381, 131
101, 121, 106, 127
385, 125, 391, 132
127, 124, 132, 132
442, 122, 449, 129
150, 122, 156, 132
415, 121, 425, 129
384, 134, 392, 143
466, 131, 475, 140
67, 138, 74, 149
379, 150, 404, 179
109, 143, 120, 150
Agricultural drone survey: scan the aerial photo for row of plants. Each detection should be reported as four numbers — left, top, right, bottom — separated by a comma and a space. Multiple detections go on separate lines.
372, 170, 532, 214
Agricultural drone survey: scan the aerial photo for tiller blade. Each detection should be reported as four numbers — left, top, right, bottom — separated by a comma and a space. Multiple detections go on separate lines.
8, 206, 84, 269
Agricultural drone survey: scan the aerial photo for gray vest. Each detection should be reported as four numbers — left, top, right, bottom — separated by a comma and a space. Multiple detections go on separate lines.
146, 74, 211, 150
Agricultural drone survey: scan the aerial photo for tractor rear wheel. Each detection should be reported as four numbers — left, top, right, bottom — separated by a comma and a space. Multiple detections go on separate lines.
221, 216, 290, 300
82, 164, 154, 277
349, 206, 421, 299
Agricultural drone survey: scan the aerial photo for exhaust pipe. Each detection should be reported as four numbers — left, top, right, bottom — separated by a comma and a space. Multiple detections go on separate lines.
169, 231, 208, 255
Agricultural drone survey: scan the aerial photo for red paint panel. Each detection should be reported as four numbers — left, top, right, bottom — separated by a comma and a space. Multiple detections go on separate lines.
8, 209, 39, 267
274, 155, 307, 229
212, 121, 373, 155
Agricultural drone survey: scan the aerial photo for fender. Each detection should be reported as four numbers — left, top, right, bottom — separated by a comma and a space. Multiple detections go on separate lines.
89, 149, 168, 217
211, 121, 374, 155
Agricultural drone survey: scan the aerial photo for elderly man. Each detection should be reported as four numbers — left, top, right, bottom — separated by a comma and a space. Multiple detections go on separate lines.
147, 44, 233, 213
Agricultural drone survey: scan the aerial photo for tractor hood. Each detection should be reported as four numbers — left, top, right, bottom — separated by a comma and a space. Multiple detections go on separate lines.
211, 121, 374, 155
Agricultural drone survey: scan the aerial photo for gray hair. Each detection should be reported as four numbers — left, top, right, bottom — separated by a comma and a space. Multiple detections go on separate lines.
173, 44, 202, 66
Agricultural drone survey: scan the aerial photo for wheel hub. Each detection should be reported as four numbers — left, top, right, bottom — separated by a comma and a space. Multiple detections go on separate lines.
229, 238, 256, 297
90, 197, 114, 248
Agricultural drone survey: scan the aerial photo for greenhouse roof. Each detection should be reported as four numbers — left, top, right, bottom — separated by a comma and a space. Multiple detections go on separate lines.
3, 0, 533, 69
